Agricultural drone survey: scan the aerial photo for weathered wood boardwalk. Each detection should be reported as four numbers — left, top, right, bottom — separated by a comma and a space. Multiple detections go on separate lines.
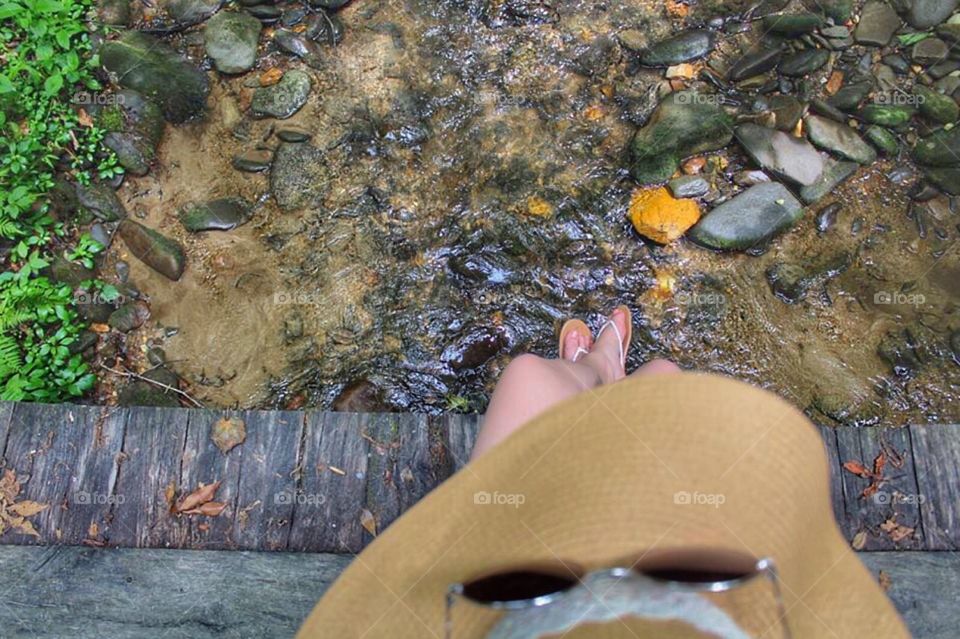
0, 402, 958, 552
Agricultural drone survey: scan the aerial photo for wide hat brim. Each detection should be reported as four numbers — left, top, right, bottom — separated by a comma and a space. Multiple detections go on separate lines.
297, 373, 909, 638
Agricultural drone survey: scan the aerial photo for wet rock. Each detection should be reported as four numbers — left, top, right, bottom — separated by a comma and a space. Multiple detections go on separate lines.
906, 0, 958, 29
688, 182, 803, 250
803, 346, 881, 426
442, 327, 507, 370
804, 115, 877, 164
573, 35, 619, 77
69, 330, 99, 355
251, 69, 311, 119
629, 91, 734, 185
628, 186, 701, 243
204, 11, 261, 74
803, 0, 852, 22
90, 223, 114, 248
49, 256, 95, 286
273, 29, 323, 67
882, 53, 911, 74
815, 202, 841, 233
778, 48, 830, 76
761, 12, 823, 35
913, 127, 960, 166
118, 369, 180, 407
735, 123, 824, 186
766, 262, 811, 303
922, 167, 960, 194
733, 169, 771, 186
860, 104, 915, 127
108, 300, 151, 332
667, 175, 710, 198
246, 4, 282, 21
332, 379, 391, 412
912, 37, 949, 66
864, 125, 899, 154
799, 157, 858, 203
98, 0, 130, 25
827, 79, 873, 111
100, 31, 209, 123
809, 98, 846, 122
937, 22, 960, 44
232, 149, 273, 172
276, 126, 311, 142
307, 0, 350, 9
854, 1, 901, 46
641, 30, 715, 67
450, 252, 517, 285
727, 48, 781, 81
768, 94, 803, 131
877, 329, 922, 378
179, 197, 253, 232
270, 142, 329, 211
914, 85, 959, 124
304, 11, 344, 45
161, 0, 220, 23
75, 182, 126, 221
100, 90, 164, 177
617, 29, 648, 53
117, 220, 186, 281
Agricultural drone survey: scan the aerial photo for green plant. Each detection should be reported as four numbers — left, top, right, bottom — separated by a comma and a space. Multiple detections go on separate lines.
0, 0, 120, 400
66, 232, 104, 269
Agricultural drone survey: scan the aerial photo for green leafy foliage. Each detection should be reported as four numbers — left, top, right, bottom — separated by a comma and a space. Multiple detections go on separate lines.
0, 0, 119, 400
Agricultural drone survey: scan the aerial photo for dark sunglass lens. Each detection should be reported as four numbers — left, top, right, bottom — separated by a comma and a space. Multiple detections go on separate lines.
641, 566, 752, 584
633, 549, 758, 585
462, 570, 578, 604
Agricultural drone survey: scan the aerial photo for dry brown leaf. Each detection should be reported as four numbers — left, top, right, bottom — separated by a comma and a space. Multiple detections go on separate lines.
90, 323, 110, 333
164, 481, 177, 512
360, 508, 377, 536
16, 519, 40, 538
825, 70, 844, 95
861, 482, 879, 499
8, 501, 48, 518
842, 460, 871, 478
851, 530, 867, 550
259, 67, 283, 87
77, 108, 94, 127
878, 570, 892, 592
88, 522, 100, 538
211, 417, 246, 454
0, 469, 20, 501
183, 501, 227, 517
880, 518, 915, 543
175, 481, 221, 513
873, 451, 887, 477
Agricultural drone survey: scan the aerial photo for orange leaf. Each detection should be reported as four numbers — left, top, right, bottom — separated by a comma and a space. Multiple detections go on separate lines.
8, 501, 48, 517
873, 452, 887, 477
360, 508, 377, 536
183, 501, 227, 517
175, 481, 221, 513
77, 108, 94, 127
843, 460, 871, 478
16, 519, 40, 538
211, 417, 246, 454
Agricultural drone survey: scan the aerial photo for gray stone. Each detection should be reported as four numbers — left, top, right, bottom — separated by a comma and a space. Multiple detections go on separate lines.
778, 48, 830, 76
761, 12, 824, 35
629, 91, 734, 185
100, 31, 209, 123
688, 182, 804, 251
727, 48, 781, 81
75, 183, 127, 221
827, 79, 874, 111
204, 11, 262, 74
160, 0, 220, 23
100, 90, 164, 176
108, 301, 151, 332
865, 125, 900, 154
923, 166, 960, 193
769, 94, 803, 131
668, 175, 710, 198
913, 127, 960, 166
179, 197, 253, 231
49, 256, 95, 287
735, 123, 824, 186
232, 149, 273, 172
251, 69, 311, 119
804, 115, 877, 164
914, 85, 959, 124
117, 220, 186, 280
854, 1, 901, 46
270, 142, 330, 211
912, 37, 950, 66
906, 0, 958, 29
641, 30, 715, 67
97, 0, 130, 25
799, 158, 859, 203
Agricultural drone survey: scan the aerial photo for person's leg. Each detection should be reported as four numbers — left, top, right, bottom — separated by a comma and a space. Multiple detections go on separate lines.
629, 358, 681, 376
471, 309, 630, 459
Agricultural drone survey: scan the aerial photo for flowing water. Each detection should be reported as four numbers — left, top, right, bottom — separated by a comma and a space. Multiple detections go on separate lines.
106, 0, 960, 424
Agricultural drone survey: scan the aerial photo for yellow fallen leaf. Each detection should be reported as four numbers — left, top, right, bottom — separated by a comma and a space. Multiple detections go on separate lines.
8, 501, 48, 518
360, 508, 377, 536
211, 417, 246, 454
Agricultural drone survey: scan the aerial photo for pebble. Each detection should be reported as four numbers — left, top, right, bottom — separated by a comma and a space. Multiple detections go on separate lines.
117, 220, 186, 281
854, 1, 902, 46
865, 125, 900, 154
627, 186, 701, 243
641, 30, 715, 67
251, 69, 311, 119
667, 175, 710, 198
179, 197, 253, 232
816, 202, 841, 233
276, 126, 312, 142
728, 48, 782, 81
204, 11, 261, 74
778, 48, 830, 77
799, 158, 859, 204
912, 38, 950, 66
735, 122, 824, 186
232, 149, 273, 172
688, 182, 804, 251
804, 114, 877, 164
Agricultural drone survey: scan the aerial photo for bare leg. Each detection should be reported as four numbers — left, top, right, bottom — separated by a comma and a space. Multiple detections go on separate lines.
471, 309, 630, 459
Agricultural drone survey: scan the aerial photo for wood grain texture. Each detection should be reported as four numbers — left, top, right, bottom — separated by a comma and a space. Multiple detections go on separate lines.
0, 401, 14, 460
0, 545, 350, 639
910, 425, 960, 551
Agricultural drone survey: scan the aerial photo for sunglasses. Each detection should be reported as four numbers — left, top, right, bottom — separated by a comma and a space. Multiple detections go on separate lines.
446, 548, 791, 638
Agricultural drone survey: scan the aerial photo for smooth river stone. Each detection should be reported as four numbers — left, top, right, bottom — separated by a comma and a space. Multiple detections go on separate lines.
915, 85, 960, 124
179, 197, 253, 232
799, 158, 859, 203
688, 182, 804, 251
735, 123, 824, 186
804, 115, 877, 164
117, 220, 186, 280
827, 79, 874, 111
270, 142, 330, 211
906, 0, 958, 29
913, 127, 960, 166
204, 11, 262, 74
854, 1, 901, 46
761, 13, 824, 35
641, 30, 715, 67
778, 48, 830, 76
251, 69, 311, 119
727, 48, 781, 81
912, 38, 949, 66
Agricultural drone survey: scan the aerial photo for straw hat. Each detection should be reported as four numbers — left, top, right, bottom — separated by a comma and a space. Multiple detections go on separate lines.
298, 373, 909, 638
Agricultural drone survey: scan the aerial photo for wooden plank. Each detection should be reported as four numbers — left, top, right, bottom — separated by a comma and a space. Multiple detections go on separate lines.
0, 400, 14, 460
910, 425, 960, 551
177, 409, 245, 549
61, 406, 126, 546
860, 551, 960, 638
439, 413, 481, 472
110, 406, 189, 548
0, 545, 350, 639
819, 426, 846, 529
232, 410, 303, 550
288, 412, 369, 553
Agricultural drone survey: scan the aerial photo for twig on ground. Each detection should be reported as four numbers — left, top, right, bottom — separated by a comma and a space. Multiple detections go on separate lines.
100, 364, 205, 408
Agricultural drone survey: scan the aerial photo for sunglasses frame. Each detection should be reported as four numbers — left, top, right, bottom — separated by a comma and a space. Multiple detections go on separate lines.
445, 555, 791, 639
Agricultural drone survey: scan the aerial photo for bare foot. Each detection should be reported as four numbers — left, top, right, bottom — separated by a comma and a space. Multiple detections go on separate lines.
588, 308, 630, 382
561, 326, 592, 363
